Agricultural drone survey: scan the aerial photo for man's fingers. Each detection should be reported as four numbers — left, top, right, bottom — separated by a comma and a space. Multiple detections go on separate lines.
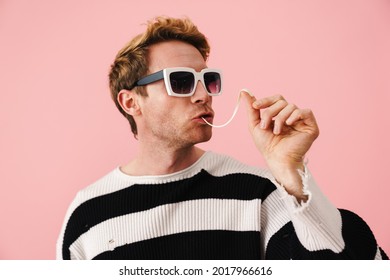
259, 99, 289, 130
241, 90, 260, 128
253, 94, 286, 109
286, 108, 313, 125
285, 108, 320, 138
243, 92, 318, 137
272, 103, 298, 134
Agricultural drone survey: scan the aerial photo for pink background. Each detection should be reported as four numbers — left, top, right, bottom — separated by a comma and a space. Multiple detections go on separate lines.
1, 0, 389, 259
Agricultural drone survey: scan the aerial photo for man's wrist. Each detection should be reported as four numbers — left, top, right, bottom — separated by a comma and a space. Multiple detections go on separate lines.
269, 161, 308, 202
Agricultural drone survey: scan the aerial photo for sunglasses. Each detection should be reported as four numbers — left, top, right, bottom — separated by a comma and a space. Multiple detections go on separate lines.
132, 67, 223, 97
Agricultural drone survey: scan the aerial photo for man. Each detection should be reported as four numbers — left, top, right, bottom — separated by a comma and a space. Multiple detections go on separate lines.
57, 16, 387, 260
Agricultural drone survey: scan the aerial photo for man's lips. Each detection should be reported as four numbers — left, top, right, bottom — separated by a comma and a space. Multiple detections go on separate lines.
193, 112, 214, 123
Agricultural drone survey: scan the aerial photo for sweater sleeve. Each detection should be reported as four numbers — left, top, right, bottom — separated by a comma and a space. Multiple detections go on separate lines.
264, 166, 387, 259
56, 191, 85, 260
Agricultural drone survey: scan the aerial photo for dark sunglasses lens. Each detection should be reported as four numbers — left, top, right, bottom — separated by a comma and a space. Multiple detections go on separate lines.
204, 72, 221, 94
169, 71, 195, 94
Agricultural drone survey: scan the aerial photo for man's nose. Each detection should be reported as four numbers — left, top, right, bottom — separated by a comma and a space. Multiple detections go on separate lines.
191, 80, 211, 104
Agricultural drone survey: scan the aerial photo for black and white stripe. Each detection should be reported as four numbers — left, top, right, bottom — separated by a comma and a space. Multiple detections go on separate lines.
56, 152, 387, 260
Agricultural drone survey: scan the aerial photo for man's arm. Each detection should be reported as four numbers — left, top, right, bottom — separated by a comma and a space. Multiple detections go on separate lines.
242, 92, 387, 259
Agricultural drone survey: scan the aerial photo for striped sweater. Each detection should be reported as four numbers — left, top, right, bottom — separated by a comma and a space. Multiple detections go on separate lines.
56, 152, 387, 260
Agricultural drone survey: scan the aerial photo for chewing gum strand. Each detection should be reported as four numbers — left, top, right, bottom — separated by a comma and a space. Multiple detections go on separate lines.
202, 88, 253, 128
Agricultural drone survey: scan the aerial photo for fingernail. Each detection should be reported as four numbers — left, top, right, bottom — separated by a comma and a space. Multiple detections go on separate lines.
260, 120, 266, 129
273, 124, 280, 134
241, 88, 253, 96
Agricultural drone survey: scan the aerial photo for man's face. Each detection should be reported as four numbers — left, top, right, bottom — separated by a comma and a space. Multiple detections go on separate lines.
137, 40, 214, 148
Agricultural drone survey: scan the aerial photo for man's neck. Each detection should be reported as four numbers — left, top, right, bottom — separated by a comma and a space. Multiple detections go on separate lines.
120, 144, 205, 176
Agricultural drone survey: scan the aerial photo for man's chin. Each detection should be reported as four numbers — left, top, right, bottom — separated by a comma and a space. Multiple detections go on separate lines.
195, 131, 212, 145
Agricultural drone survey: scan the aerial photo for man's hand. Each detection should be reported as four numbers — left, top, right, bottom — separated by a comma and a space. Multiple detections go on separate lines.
242, 91, 319, 201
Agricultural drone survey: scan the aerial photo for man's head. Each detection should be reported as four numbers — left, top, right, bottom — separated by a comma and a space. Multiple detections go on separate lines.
109, 16, 211, 138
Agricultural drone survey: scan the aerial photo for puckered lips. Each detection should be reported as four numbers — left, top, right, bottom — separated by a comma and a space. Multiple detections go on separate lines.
192, 111, 214, 124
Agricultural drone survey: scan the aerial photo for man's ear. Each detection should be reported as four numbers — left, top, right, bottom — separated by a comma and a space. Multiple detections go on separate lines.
117, 89, 141, 116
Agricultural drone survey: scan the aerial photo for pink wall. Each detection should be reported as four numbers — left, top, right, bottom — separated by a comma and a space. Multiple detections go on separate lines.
1, 0, 389, 259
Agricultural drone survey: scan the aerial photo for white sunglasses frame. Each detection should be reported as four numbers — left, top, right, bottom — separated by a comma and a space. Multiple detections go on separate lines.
134, 67, 223, 97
